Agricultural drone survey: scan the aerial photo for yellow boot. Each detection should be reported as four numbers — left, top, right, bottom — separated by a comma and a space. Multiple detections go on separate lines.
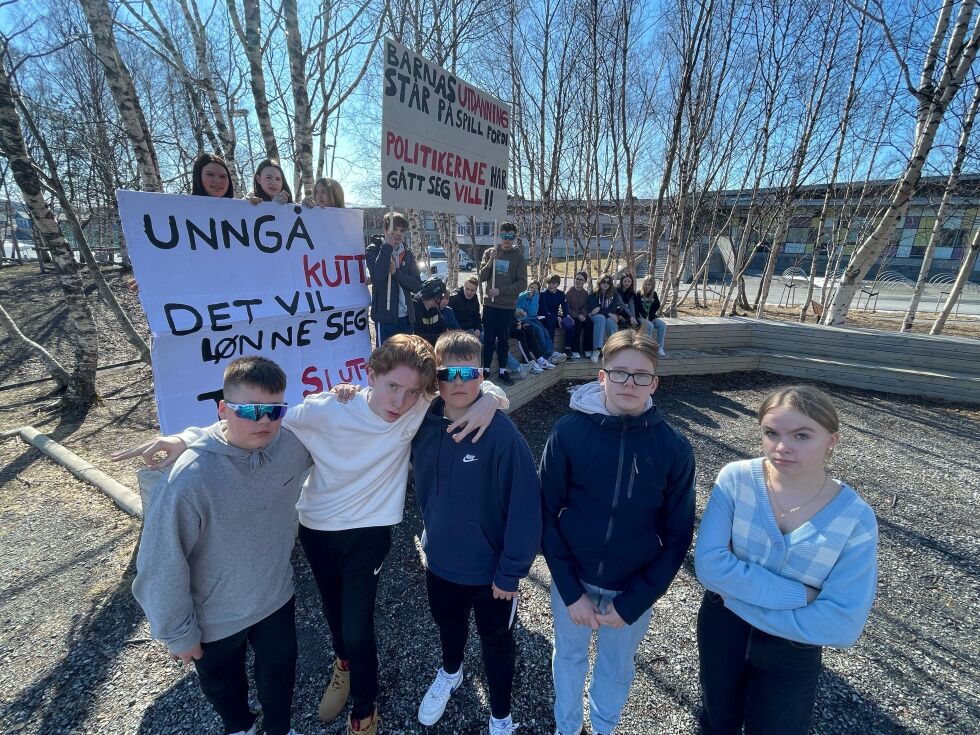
318, 659, 351, 722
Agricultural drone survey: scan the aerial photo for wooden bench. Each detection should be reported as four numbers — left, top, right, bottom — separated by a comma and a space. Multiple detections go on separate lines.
500, 316, 980, 412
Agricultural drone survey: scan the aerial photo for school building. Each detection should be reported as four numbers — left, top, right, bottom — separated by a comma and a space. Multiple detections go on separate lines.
363, 173, 980, 283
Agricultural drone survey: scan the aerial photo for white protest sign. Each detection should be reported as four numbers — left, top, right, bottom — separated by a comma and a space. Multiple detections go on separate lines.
117, 190, 371, 433
381, 37, 509, 217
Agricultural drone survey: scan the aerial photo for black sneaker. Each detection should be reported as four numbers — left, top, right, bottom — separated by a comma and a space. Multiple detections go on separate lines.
497, 371, 514, 386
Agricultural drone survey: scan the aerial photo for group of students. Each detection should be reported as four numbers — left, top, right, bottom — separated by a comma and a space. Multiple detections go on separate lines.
121, 324, 879, 735
366, 213, 672, 385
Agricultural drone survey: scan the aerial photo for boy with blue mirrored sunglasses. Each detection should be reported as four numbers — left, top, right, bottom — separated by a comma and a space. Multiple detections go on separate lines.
413, 331, 541, 735
224, 402, 289, 421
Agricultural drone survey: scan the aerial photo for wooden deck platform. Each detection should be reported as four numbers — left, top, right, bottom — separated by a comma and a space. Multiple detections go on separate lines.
499, 316, 980, 411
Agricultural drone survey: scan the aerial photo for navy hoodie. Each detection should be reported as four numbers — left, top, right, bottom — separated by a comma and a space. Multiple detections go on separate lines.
539, 382, 695, 624
412, 398, 542, 592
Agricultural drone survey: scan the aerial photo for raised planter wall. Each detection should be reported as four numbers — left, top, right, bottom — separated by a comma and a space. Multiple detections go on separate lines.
502, 317, 980, 411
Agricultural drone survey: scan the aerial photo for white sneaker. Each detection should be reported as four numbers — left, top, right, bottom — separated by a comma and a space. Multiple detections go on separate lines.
530, 361, 544, 374
537, 357, 557, 369
584, 351, 593, 358
658, 347, 666, 357
418, 667, 463, 725
229, 726, 256, 735
590, 352, 600, 364
549, 352, 567, 364
517, 361, 532, 379
570, 352, 581, 359
490, 714, 520, 734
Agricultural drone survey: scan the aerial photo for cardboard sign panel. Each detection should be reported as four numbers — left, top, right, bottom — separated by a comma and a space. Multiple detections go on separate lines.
117, 191, 371, 432
381, 38, 510, 217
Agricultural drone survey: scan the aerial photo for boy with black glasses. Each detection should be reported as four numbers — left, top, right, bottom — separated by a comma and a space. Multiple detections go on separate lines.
413, 331, 541, 735
133, 356, 311, 735
539, 330, 695, 735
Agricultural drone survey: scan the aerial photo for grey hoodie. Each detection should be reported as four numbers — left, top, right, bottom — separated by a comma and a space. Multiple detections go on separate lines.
132, 423, 312, 653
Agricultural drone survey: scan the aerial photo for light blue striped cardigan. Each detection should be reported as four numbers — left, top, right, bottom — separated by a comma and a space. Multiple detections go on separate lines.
694, 458, 878, 647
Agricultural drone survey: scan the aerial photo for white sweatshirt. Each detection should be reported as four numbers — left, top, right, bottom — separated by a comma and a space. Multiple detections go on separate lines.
288, 383, 507, 530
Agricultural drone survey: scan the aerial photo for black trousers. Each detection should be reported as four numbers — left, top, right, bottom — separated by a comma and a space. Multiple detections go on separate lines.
299, 524, 393, 720
195, 597, 297, 735
570, 316, 594, 353
483, 306, 515, 371
510, 323, 544, 361
697, 591, 822, 735
425, 569, 517, 719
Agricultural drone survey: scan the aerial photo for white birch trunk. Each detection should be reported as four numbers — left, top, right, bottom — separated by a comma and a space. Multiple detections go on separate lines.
283, 0, 314, 198
930, 225, 980, 334
0, 60, 99, 403
902, 80, 980, 331
78, 0, 162, 192
825, 0, 980, 325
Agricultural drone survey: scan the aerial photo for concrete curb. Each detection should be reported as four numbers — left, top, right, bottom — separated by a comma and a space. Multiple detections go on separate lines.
2, 426, 143, 518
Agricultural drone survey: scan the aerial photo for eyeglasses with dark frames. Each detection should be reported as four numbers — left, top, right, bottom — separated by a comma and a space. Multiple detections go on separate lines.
605, 370, 656, 386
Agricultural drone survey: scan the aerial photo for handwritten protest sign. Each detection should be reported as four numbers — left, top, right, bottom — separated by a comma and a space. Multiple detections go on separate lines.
381, 37, 509, 217
117, 191, 371, 433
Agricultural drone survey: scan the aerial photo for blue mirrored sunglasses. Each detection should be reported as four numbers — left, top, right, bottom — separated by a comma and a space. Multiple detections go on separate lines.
436, 367, 488, 382
500, 232, 517, 241
225, 402, 289, 421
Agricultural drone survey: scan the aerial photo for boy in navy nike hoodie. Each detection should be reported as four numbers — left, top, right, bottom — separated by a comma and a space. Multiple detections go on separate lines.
540, 330, 695, 735
411, 331, 541, 735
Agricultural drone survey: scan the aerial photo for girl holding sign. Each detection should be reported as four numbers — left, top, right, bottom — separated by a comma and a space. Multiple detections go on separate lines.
313, 177, 346, 208
247, 158, 294, 205
127, 154, 238, 295
191, 154, 235, 198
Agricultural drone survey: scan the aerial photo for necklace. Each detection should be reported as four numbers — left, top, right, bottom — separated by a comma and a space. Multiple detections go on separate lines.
764, 460, 829, 520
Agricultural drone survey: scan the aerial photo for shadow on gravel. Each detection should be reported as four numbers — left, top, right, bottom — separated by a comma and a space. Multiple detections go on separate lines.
877, 515, 980, 580
0, 545, 145, 733
833, 393, 980, 443
811, 669, 918, 734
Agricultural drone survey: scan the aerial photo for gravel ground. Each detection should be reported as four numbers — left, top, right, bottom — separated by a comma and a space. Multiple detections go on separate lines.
1, 366, 978, 735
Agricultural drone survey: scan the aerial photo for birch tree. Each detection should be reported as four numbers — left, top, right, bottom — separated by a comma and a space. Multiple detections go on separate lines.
78, 0, 162, 191
0, 51, 99, 403
901, 79, 980, 330
226, 0, 279, 158
755, 0, 845, 320
931, 222, 980, 333
825, 0, 980, 325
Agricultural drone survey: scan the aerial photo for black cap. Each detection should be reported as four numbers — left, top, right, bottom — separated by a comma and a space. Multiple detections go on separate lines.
418, 277, 448, 300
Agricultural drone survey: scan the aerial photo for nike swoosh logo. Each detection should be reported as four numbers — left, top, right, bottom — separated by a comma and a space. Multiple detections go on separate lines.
373, 565, 383, 575
463, 454, 477, 463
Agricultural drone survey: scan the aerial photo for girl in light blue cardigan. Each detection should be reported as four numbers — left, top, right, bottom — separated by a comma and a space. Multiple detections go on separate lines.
694, 385, 878, 735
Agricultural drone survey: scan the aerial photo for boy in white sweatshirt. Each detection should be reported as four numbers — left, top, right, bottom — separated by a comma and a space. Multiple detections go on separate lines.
118, 335, 508, 735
